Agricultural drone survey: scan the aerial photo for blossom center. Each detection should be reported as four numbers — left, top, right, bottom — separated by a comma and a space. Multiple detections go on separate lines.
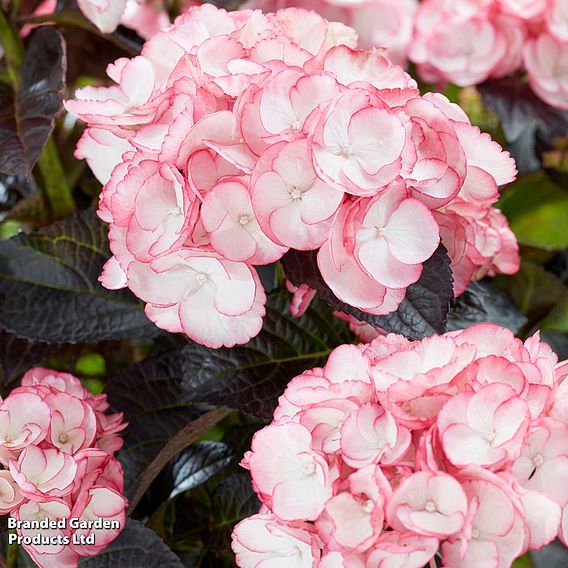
363, 499, 375, 513
484, 430, 496, 443
533, 454, 544, 467
291, 120, 302, 131
424, 500, 437, 513
58, 433, 69, 444
290, 188, 302, 200
335, 144, 353, 159
303, 461, 317, 476
472, 528, 480, 539
375, 226, 386, 238
239, 214, 251, 226
196, 273, 208, 283
4, 436, 12, 443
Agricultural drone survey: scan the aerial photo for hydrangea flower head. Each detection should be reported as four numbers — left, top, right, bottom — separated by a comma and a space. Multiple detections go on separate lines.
68, 4, 519, 349
233, 324, 568, 567
0, 368, 128, 568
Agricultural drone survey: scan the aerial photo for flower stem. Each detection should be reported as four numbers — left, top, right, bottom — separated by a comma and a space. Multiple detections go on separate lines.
6, 531, 18, 568
0, 8, 23, 87
37, 139, 75, 219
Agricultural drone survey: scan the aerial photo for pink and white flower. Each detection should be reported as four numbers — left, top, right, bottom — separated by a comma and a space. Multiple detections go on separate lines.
70, 486, 127, 556
10, 446, 78, 500
0, 470, 24, 514
234, 324, 566, 567
0, 392, 51, 460
512, 418, 568, 506
77, 0, 127, 34
311, 89, 412, 196
67, 4, 519, 349
437, 384, 530, 468
232, 514, 321, 567
243, 422, 333, 520
387, 471, 468, 538
251, 139, 344, 250
201, 178, 287, 264
1, 368, 128, 565
366, 531, 439, 568
525, 32, 568, 110
127, 249, 266, 348
46, 392, 97, 455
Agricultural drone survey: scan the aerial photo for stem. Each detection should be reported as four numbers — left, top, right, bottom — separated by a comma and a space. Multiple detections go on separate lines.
0, 8, 23, 87
6, 531, 18, 568
9, 0, 21, 20
429, 560, 437, 568
37, 139, 75, 219
128, 407, 232, 514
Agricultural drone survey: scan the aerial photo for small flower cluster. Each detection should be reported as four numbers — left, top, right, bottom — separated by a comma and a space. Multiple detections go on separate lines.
67, 4, 519, 349
410, 0, 568, 110
232, 324, 568, 567
0, 368, 127, 568
243, 0, 418, 66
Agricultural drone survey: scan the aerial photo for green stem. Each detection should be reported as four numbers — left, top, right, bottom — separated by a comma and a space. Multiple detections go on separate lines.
0, 8, 74, 219
6, 531, 18, 568
37, 139, 75, 219
0, 8, 23, 87
10, 0, 21, 20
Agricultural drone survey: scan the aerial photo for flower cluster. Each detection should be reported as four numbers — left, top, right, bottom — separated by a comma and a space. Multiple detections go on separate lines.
410, 0, 568, 110
243, 0, 418, 66
232, 324, 568, 567
0, 368, 127, 568
67, 4, 519, 349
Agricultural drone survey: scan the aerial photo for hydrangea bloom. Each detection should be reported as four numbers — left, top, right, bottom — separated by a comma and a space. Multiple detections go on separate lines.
67, 4, 519, 349
233, 324, 568, 567
409, 0, 568, 109
0, 368, 127, 568
243, 0, 418, 66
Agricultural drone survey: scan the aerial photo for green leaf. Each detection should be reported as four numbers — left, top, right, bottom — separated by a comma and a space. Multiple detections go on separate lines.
540, 299, 568, 334
513, 554, 535, 568
505, 261, 568, 321
499, 172, 568, 250
78, 519, 184, 568
0, 27, 66, 176
75, 353, 106, 376
281, 244, 453, 340
182, 289, 352, 420
0, 209, 158, 343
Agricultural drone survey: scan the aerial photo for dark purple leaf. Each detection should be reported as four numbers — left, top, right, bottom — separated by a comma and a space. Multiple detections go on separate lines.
281, 244, 453, 340
0, 27, 66, 176
479, 77, 568, 174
